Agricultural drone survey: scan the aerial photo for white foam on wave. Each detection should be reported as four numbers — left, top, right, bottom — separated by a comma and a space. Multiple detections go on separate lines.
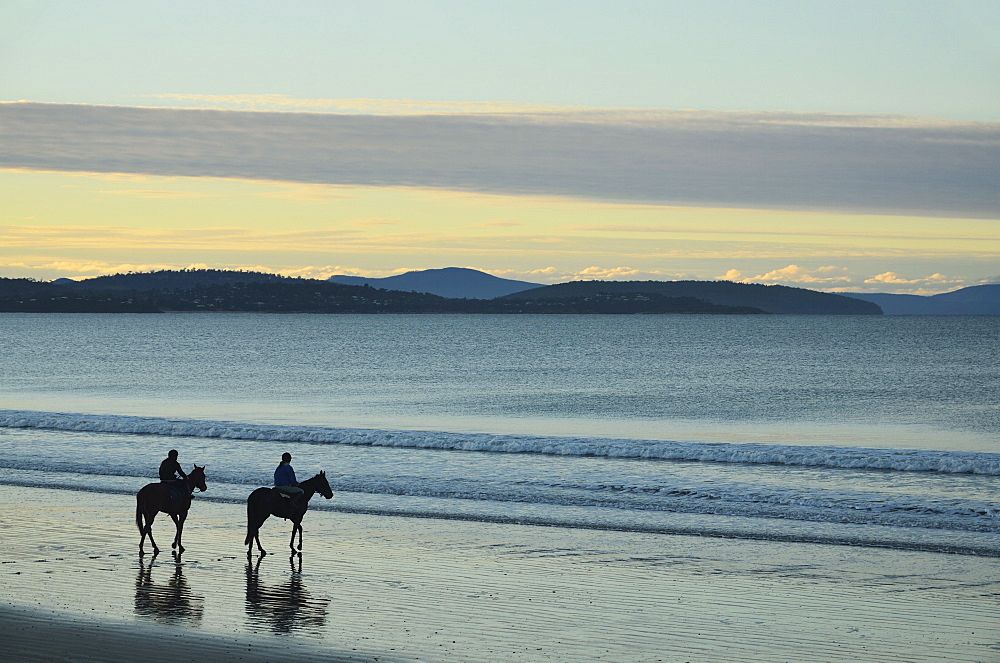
2, 409, 999, 476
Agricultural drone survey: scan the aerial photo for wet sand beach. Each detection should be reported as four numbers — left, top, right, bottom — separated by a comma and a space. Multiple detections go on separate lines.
1, 485, 998, 662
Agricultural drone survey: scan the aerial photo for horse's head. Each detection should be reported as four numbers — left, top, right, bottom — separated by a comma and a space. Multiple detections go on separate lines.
316, 470, 333, 500
190, 465, 207, 492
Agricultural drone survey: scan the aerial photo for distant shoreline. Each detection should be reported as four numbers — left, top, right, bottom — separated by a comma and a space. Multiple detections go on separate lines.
1, 268, 887, 314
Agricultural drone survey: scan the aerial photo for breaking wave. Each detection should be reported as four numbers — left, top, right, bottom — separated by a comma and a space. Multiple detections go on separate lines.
3, 409, 998, 476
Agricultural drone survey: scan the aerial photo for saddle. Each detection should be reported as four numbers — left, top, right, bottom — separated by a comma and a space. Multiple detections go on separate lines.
162, 480, 188, 501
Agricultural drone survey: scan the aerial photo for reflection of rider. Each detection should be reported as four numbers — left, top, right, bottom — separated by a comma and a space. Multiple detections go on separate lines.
159, 450, 188, 487
274, 452, 304, 505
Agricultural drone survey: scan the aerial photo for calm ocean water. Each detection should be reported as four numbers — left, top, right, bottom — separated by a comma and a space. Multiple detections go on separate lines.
1, 313, 998, 555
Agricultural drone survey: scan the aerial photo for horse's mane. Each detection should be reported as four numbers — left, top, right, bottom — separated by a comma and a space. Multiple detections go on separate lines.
301, 472, 326, 485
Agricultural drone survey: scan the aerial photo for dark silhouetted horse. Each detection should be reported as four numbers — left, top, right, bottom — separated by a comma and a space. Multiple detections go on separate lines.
135, 465, 207, 555
245, 471, 332, 556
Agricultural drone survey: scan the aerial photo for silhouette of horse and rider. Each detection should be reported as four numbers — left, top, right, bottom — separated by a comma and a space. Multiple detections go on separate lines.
136, 450, 207, 555
134, 449, 332, 556
245, 452, 333, 557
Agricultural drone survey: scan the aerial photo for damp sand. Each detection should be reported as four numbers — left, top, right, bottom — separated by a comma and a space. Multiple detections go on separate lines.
0, 485, 997, 662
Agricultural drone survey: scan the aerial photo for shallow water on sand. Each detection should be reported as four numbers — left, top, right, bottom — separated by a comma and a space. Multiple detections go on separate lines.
1, 486, 998, 662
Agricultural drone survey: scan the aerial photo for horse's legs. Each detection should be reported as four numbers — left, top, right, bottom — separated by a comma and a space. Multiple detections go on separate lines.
246, 512, 268, 557
170, 512, 186, 553
137, 505, 148, 554
249, 524, 268, 557
139, 511, 160, 555
138, 512, 148, 554
289, 521, 301, 552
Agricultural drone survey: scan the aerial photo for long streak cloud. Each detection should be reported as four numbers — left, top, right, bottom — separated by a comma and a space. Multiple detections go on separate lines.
2, 102, 998, 217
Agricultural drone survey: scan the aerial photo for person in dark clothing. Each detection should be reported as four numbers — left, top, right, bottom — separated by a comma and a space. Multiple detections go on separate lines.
159, 449, 188, 483
274, 452, 304, 504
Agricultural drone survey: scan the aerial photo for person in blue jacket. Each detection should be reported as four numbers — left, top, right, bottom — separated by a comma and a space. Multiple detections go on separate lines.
274, 452, 304, 505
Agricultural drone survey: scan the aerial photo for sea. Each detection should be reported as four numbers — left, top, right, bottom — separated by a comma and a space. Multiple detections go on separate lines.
1, 313, 998, 557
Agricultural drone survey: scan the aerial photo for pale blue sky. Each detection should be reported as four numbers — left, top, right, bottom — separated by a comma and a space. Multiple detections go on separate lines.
2, 1, 998, 293
3, 0, 998, 120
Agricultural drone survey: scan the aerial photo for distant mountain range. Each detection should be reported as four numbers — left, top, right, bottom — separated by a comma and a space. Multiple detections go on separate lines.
327, 267, 540, 299
0, 270, 759, 314
333, 269, 999, 315
840, 285, 1000, 315
506, 280, 881, 315
3, 268, 997, 314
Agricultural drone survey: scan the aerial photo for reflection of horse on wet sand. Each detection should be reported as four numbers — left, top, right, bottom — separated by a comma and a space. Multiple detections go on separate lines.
136, 465, 207, 555
245, 554, 329, 633
245, 471, 333, 556
134, 552, 204, 624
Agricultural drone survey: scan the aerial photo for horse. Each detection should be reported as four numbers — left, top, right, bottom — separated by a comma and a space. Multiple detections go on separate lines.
135, 465, 207, 555
244, 471, 333, 557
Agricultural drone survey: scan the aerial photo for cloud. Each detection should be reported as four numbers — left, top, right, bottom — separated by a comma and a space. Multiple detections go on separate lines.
863, 271, 951, 285
473, 219, 525, 228
721, 264, 852, 284
97, 189, 215, 199
0, 259, 183, 278
573, 266, 667, 280
3, 102, 998, 217
716, 265, 983, 294
0, 224, 372, 250
144, 94, 581, 116
346, 217, 405, 227
488, 265, 690, 283
717, 269, 745, 281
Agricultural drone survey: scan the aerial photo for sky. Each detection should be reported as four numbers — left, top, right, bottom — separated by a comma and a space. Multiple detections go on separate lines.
2, 1, 998, 294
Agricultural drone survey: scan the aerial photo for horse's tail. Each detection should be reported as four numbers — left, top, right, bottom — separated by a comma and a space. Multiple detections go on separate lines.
135, 499, 144, 533
244, 494, 256, 545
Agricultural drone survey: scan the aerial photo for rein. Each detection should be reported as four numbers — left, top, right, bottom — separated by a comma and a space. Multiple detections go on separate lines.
184, 468, 206, 496
298, 474, 322, 499
293, 472, 332, 503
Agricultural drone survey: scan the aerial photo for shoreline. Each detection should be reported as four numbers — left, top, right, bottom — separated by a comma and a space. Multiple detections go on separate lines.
2, 484, 998, 662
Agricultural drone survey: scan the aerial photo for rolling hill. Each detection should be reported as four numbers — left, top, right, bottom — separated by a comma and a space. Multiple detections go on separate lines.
328, 267, 539, 299
504, 280, 882, 315
841, 284, 1000, 315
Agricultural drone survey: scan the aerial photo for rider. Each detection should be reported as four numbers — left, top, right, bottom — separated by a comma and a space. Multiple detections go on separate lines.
274, 452, 304, 505
159, 449, 188, 495
159, 449, 188, 482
